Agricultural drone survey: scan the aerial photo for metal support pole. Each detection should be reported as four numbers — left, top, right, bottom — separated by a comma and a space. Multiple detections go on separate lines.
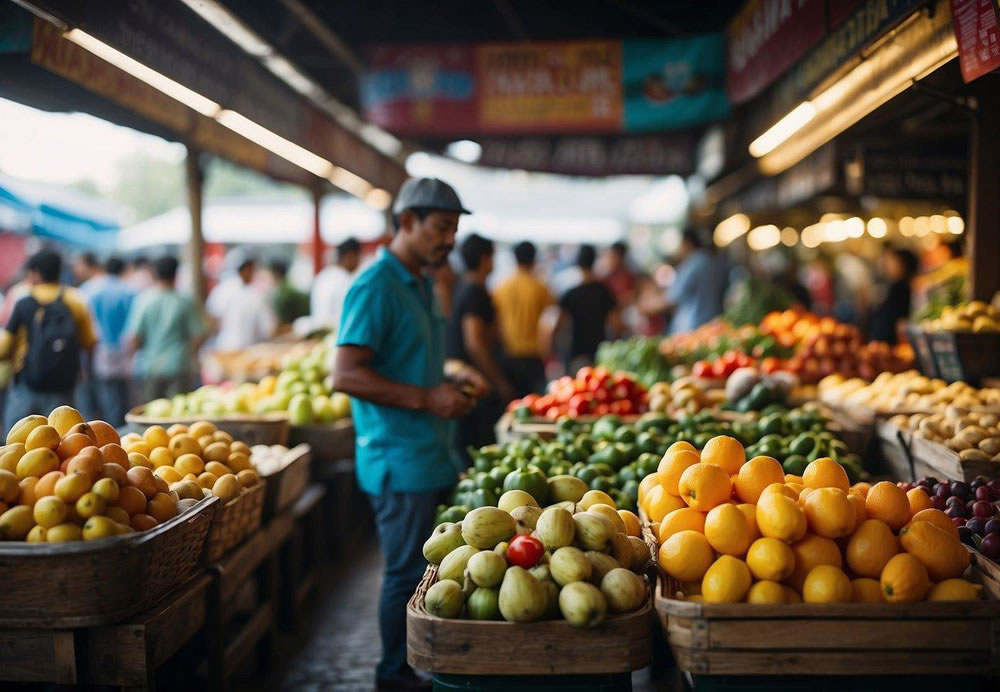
185, 146, 206, 304
968, 80, 1000, 303
312, 184, 324, 276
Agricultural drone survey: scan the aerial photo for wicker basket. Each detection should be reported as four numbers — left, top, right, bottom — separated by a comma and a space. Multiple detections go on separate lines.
406, 565, 653, 675
203, 481, 266, 563
261, 445, 312, 521
0, 496, 219, 628
125, 406, 290, 446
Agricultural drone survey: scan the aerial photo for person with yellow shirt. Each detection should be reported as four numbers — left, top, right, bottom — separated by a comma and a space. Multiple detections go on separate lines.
0, 249, 97, 433
493, 241, 554, 397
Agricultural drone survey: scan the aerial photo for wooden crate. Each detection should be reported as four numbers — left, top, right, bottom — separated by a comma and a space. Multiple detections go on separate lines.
909, 434, 1000, 482
0, 497, 218, 628
203, 482, 266, 564
927, 331, 1000, 385
125, 407, 290, 446
873, 419, 920, 481
407, 565, 653, 675
654, 566, 1000, 676
0, 629, 76, 683
261, 444, 312, 520
287, 418, 354, 463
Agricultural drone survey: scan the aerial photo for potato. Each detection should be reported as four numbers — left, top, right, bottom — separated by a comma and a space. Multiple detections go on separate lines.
959, 448, 990, 462
978, 437, 1000, 456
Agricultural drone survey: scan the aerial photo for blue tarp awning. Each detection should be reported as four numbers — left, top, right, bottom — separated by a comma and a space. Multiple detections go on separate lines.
0, 173, 120, 249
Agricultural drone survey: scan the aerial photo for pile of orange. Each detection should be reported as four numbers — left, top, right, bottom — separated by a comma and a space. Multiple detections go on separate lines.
640, 435, 980, 604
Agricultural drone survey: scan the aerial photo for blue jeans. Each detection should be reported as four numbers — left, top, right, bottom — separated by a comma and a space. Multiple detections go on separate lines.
3, 383, 74, 438
92, 378, 130, 428
368, 486, 444, 682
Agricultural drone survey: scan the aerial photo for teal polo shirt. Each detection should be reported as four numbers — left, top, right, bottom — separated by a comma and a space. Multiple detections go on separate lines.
337, 248, 461, 495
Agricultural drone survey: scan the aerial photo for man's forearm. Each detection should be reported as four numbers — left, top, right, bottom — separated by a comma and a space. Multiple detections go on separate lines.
334, 364, 427, 411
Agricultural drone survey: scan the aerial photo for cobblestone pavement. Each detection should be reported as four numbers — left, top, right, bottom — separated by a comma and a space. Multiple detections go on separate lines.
239, 544, 674, 692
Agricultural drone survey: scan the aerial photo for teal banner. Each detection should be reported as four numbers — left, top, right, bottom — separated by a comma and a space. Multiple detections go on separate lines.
623, 36, 729, 132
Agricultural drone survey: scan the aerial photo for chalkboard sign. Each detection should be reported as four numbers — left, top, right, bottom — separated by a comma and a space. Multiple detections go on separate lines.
927, 331, 1000, 385
905, 325, 939, 379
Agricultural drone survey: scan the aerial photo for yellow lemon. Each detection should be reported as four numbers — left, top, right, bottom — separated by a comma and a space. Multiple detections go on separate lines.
746, 537, 796, 582
746, 580, 787, 605
701, 555, 752, 603
802, 565, 852, 603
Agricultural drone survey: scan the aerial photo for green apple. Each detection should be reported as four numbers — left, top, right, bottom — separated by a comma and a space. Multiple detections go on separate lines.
288, 394, 314, 426
147, 398, 173, 418
331, 392, 351, 420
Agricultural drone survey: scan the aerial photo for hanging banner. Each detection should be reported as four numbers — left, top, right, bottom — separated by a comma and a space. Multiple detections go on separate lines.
362, 37, 727, 136
477, 135, 694, 176
725, 0, 827, 104
950, 0, 1000, 82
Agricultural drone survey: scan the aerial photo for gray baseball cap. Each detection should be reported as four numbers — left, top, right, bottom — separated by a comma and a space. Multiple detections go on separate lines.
392, 177, 471, 216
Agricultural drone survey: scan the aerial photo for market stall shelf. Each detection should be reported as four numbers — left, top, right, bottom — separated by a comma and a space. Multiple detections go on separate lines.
926, 332, 1000, 386
406, 565, 653, 676
203, 480, 266, 563
125, 407, 291, 446
910, 434, 1000, 482
653, 569, 1000, 676
260, 445, 312, 520
287, 418, 355, 463
0, 496, 218, 628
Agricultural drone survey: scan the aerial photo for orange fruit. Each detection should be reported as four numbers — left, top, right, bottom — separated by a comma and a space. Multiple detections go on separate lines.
658, 507, 706, 543
846, 519, 899, 578
618, 510, 641, 538
847, 492, 868, 525
100, 444, 128, 469
756, 492, 807, 544
865, 481, 910, 531
785, 482, 804, 496
910, 508, 959, 539
851, 577, 885, 603
880, 553, 930, 603
126, 466, 158, 499
87, 420, 120, 447
802, 457, 849, 492
665, 440, 697, 456
146, 492, 178, 523
657, 450, 700, 496
784, 474, 804, 484
637, 471, 667, 506
115, 485, 147, 516
130, 513, 158, 532
700, 436, 745, 476
803, 487, 856, 538
34, 470, 65, 498
850, 482, 871, 498
736, 503, 759, 540
906, 487, 933, 518
644, 484, 686, 522
677, 463, 732, 511
899, 520, 970, 581
658, 530, 715, 582
746, 580, 787, 604
798, 486, 813, 505
761, 483, 797, 500
735, 456, 785, 504
701, 555, 752, 603
802, 565, 852, 603
787, 533, 842, 591
704, 503, 753, 556
746, 537, 796, 581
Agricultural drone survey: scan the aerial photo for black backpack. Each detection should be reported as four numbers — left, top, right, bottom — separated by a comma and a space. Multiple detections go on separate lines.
21, 291, 81, 392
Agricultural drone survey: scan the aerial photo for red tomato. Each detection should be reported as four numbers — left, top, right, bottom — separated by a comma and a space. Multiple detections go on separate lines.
576, 366, 595, 382
617, 399, 636, 415
532, 394, 555, 415
507, 535, 545, 568
611, 384, 630, 401
593, 403, 611, 416
712, 360, 729, 378
609, 400, 627, 415
572, 379, 589, 394
593, 387, 610, 403
545, 407, 562, 420
760, 357, 780, 374
691, 360, 714, 378
568, 393, 592, 415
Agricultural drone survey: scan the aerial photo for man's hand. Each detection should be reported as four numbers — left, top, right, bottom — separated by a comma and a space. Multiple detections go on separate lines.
424, 382, 475, 419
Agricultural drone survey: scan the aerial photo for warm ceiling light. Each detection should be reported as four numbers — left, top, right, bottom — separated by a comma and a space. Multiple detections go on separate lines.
713, 213, 751, 247
781, 227, 798, 246
913, 216, 930, 236
867, 217, 887, 238
929, 214, 947, 233
364, 188, 392, 210
845, 217, 865, 238
899, 216, 915, 236
801, 224, 822, 248
445, 140, 483, 163
749, 102, 816, 158
747, 225, 781, 250
947, 216, 965, 234
216, 109, 334, 178
64, 29, 221, 117
328, 166, 373, 198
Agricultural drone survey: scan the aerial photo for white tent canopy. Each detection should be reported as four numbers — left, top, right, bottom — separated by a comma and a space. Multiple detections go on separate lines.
118, 195, 387, 250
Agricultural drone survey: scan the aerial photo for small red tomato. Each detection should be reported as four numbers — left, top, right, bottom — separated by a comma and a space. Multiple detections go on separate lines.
593, 387, 610, 403
576, 366, 595, 383
593, 403, 611, 416
545, 407, 562, 420
611, 384, 630, 401
712, 359, 729, 378
617, 399, 636, 415
691, 360, 713, 378
506, 535, 545, 568
568, 393, 592, 415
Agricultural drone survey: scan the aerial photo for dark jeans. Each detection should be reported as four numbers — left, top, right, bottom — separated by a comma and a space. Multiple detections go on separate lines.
143, 373, 193, 402
3, 383, 74, 437
503, 355, 547, 398
93, 378, 130, 428
368, 486, 444, 682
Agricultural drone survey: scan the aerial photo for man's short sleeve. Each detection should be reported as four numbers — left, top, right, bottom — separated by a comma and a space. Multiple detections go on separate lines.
337, 280, 389, 353
467, 285, 495, 323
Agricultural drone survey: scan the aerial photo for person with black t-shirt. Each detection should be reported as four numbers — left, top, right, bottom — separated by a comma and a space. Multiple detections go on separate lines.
550, 245, 621, 373
446, 234, 513, 459
870, 246, 918, 344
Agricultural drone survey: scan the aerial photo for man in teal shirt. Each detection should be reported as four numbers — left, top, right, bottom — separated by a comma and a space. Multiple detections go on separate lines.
334, 178, 484, 691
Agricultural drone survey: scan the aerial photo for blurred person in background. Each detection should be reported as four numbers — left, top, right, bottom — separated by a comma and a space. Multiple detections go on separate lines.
126, 256, 207, 400
85, 257, 136, 426
549, 245, 621, 373
869, 246, 918, 345
207, 251, 277, 351
641, 229, 727, 334
447, 233, 513, 456
429, 262, 457, 318
311, 238, 361, 330
73, 252, 102, 294
493, 241, 552, 396
0, 249, 96, 432
268, 258, 310, 331
601, 240, 637, 309
125, 256, 155, 293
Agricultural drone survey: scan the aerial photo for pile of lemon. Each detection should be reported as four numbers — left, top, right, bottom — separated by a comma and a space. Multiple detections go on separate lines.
640, 435, 980, 604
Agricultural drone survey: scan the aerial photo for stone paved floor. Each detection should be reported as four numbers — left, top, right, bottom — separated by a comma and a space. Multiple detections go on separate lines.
237, 544, 675, 692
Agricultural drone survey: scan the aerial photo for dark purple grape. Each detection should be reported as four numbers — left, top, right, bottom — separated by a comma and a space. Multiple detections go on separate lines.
972, 479, 986, 490
959, 526, 975, 546
985, 518, 1000, 535
934, 483, 951, 499
946, 504, 967, 519
988, 479, 1000, 494
925, 476, 939, 487
966, 517, 986, 535
981, 533, 1000, 559
974, 500, 995, 519
951, 481, 971, 500
946, 496, 964, 508
977, 486, 996, 503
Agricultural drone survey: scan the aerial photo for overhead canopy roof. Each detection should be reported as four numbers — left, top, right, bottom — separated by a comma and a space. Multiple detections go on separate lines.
0, 172, 121, 248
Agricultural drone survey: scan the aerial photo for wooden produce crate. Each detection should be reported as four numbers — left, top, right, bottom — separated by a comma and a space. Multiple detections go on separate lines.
287, 418, 354, 463
260, 445, 312, 521
125, 407, 290, 446
203, 483, 266, 564
873, 419, 920, 481
927, 331, 1000, 385
905, 325, 939, 379
909, 434, 1000, 482
0, 497, 219, 628
654, 566, 1000, 676
407, 565, 653, 675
